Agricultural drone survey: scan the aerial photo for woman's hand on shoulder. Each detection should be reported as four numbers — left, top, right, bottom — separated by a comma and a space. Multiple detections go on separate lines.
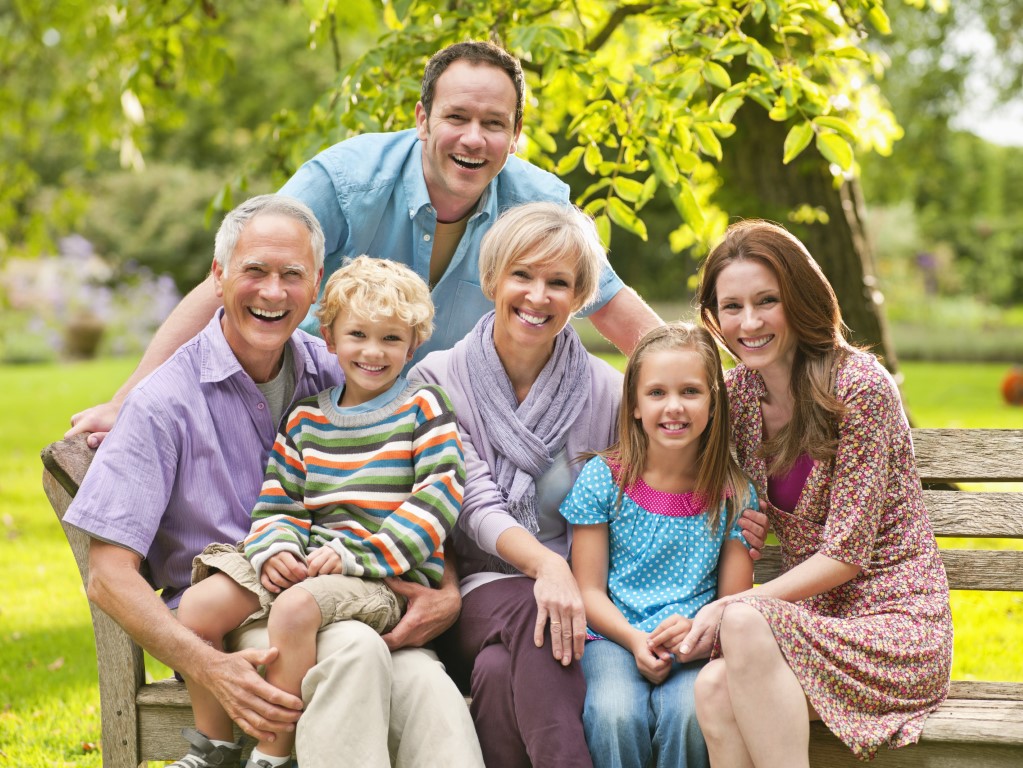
533, 554, 586, 666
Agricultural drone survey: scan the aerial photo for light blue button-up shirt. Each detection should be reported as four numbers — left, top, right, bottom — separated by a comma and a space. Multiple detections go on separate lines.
279, 129, 625, 364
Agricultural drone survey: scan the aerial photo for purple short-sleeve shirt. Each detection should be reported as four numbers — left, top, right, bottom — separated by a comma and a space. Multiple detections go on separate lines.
64, 311, 341, 607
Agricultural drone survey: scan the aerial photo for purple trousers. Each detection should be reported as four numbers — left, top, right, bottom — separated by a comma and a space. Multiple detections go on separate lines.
439, 576, 593, 768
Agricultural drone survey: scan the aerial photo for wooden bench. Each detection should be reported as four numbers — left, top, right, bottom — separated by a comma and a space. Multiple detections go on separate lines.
44, 429, 1023, 767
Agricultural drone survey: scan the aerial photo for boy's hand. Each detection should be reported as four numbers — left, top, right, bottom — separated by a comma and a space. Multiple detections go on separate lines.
260, 552, 309, 593
306, 546, 342, 577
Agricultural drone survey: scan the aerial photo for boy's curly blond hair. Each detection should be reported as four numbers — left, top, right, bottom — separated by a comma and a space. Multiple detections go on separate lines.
315, 256, 434, 347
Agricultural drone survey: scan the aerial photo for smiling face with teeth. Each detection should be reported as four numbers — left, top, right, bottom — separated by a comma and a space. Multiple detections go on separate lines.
415, 59, 522, 223
322, 309, 415, 407
491, 255, 579, 362
212, 212, 321, 383
713, 259, 797, 380
632, 348, 712, 467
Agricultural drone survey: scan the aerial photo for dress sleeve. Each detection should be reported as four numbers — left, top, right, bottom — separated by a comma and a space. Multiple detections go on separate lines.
559, 456, 617, 525
244, 415, 312, 576
819, 358, 902, 568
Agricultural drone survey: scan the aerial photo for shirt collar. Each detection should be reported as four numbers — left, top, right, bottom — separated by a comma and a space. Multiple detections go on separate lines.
199, 307, 315, 384
401, 137, 494, 220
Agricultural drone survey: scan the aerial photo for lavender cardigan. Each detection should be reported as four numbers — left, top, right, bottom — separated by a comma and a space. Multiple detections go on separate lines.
410, 337, 621, 587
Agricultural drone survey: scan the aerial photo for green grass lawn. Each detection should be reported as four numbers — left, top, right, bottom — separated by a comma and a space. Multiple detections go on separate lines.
2, 358, 1021, 766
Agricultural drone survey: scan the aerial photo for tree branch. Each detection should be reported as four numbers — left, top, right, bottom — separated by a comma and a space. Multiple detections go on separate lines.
587, 4, 653, 52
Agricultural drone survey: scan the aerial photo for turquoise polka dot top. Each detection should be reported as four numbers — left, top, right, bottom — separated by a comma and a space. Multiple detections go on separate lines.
560, 455, 755, 636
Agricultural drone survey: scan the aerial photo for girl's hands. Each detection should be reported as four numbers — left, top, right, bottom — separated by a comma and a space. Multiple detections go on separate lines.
533, 555, 587, 666
646, 614, 694, 662
260, 551, 309, 593
629, 631, 671, 685
306, 546, 342, 577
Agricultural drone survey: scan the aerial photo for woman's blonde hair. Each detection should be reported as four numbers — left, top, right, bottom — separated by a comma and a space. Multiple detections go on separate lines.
600, 322, 751, 535
698, 219, 854, 472
316, 256, 434, 347
479, 202, 606, 313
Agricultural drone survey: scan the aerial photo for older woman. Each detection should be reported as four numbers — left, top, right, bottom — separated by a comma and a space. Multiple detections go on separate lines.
688, 220, 952, 766
411, 202, 621, 768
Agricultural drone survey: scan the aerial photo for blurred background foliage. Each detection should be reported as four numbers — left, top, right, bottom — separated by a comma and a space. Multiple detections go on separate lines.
0, 0, 1021, 364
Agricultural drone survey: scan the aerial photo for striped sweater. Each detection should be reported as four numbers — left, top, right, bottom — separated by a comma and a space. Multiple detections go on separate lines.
244, 380, 464, 587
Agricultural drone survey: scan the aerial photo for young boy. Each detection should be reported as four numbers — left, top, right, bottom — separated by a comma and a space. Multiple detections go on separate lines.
172, 256, 465, 768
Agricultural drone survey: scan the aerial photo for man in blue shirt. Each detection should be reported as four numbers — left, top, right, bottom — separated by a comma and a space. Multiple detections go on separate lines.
69, 40, 660, 446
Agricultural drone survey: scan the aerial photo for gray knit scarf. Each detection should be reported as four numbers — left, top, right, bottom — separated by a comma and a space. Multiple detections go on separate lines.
464, 310, 592, 539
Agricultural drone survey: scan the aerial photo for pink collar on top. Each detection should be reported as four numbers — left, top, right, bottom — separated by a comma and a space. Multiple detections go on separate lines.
607, 459, 707, 517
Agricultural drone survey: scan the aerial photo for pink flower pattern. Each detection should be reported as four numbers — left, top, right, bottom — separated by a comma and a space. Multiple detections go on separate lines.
721, 351, 953, 760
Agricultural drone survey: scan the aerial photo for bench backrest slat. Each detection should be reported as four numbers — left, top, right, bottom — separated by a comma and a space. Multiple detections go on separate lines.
923, 492, 1023, 539
913, 429, 1023, 482
754, 548, 1023, 592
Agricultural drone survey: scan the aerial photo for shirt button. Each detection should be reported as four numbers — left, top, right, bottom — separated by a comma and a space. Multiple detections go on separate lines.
423, 234, 431, 241
257, 403, 265, 410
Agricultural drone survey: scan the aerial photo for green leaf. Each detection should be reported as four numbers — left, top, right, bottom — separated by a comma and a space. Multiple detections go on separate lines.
830, 46, 870, 62
577, 177, 613, 205
529, 126, 558, 154
783, 121, 814, 164
639, 175, 658, 207
613, 177, 646, 203
594, 214, 612, 249
555, 146, 586, 175
583, 143, 603, 174
703, 61, 731, 90
678, 181, 705, 231
677, 68, 703, 101
868, 5, 892, 35
816, 132, 853, 171
648, 144, 679, 186
813, 115, 856, 141
694, 124, 722, 160
607, 197, 648, 241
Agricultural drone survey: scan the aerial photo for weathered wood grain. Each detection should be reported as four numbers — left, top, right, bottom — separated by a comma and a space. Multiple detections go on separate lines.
924, 492, 1023, 538
754, 547, 1023, 591
913, 429, 1023, 483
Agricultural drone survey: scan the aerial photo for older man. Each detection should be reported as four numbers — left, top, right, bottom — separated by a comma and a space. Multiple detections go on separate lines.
64, 195, 483, 768
68, 40, 661, 448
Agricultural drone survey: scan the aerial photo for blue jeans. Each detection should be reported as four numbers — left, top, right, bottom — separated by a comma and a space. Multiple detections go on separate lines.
581, 639, 709, 768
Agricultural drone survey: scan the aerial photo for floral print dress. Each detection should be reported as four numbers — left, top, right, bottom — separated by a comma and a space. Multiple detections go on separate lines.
722, 351, 953, 760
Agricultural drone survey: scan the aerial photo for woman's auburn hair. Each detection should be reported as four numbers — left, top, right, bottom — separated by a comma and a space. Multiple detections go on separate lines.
697, 219, 856, 473
598, 322, 753, 535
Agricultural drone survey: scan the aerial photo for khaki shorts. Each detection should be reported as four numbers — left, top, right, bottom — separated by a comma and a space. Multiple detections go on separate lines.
192, 543, 406, 634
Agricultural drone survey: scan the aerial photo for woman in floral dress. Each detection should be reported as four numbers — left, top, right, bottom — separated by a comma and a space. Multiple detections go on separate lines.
681, 219, 952, 766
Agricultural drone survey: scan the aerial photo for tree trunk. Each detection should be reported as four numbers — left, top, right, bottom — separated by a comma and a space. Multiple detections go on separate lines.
714, 105, 900, 374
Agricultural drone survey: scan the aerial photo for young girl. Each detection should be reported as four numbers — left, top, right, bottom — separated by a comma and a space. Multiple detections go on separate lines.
560, 323, 757, 768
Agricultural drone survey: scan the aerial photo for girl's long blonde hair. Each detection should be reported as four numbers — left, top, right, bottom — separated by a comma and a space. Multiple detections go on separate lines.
698, 219, 855, 473
599, 322, 752, 534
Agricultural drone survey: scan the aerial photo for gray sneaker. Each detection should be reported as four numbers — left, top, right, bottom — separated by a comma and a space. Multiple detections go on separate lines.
167, 728, 243, 768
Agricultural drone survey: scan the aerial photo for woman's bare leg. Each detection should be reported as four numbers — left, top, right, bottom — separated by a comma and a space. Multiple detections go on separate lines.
695, 658, 755, 768
718, 604, 811, 768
